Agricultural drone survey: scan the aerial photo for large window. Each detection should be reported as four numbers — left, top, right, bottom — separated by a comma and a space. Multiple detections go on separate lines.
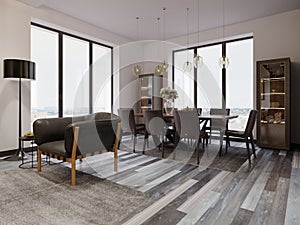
31, 23, 113, 122
174, 50, 194, 109
197, 44, 222, 114
31, 26, 59, 121
63, 36, 89, 116
226, 39, 253, 130
173, 37, 253, 129
93, 44, 112, 112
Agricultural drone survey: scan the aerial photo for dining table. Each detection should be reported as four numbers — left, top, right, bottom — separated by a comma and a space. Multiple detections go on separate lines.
135, 112, 238, 155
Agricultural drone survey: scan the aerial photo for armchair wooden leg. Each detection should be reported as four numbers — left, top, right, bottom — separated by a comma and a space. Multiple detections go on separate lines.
37, 148, 42, 172
71, 158, 76, 186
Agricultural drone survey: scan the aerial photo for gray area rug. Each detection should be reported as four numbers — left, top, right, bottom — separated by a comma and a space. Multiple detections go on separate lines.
0, 164, 150, 225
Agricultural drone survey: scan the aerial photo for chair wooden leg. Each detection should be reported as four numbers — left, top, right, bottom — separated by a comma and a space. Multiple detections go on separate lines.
245, 139, 251, 164
219, 132, 224, 157
196, 140, 200, 165
133, 134, 136, 153
37, 148, 42, 172
225, 135, 229, 154
162, 141, 165, 158
250, 134, 256, 158
143, 134, 147, 154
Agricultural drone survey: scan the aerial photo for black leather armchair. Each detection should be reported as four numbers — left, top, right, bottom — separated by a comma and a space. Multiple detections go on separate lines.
33, 112, 121, 185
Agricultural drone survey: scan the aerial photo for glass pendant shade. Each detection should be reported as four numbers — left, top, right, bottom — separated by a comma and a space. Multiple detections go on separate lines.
133, 64, 142, 75
219, 56, 229, 69
154, 64, 163, 75
183, 61, 192, 73
193, 54, 203, 69
161, 60, 169, 73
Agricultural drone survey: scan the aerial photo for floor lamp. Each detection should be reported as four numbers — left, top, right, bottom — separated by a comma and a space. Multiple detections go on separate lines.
3, 59, 36, 161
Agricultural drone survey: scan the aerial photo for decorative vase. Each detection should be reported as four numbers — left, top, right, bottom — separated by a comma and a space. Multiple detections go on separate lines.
164, 99, 174, 115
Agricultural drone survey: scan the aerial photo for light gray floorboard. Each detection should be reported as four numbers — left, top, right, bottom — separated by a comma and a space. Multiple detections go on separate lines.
284, 168, 300, 225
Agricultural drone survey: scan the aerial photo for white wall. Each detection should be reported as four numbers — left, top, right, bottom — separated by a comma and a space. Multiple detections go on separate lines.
0, 0, 129, 152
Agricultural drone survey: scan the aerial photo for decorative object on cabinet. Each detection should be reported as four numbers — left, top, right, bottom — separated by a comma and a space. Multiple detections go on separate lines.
139, 73, 162, 112
257, 57, 290, 150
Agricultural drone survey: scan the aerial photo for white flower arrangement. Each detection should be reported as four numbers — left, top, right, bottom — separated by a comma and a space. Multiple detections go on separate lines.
160, 87, 178, 100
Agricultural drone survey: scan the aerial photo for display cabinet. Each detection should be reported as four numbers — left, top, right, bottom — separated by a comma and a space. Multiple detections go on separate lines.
139, 73, 162, 112
257, 58, 290, 150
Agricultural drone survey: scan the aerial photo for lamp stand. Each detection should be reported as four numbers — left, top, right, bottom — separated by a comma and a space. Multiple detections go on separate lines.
4, 78, 24, 161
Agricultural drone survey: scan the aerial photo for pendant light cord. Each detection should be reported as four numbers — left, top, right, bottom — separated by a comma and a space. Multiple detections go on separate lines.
186, 8, 190, 62
163, 7, 166, 59
197, 1, 199, 46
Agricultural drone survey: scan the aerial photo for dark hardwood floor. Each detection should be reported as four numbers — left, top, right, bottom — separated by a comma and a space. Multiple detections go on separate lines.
1, 138, 299, 225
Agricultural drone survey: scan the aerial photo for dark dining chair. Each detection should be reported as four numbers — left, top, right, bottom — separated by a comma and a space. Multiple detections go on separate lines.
142, 110, 168, 158
174, 109, 208, 164
205, 108, 230, 149
225, 109, 258, 164
118, 108, 145, 153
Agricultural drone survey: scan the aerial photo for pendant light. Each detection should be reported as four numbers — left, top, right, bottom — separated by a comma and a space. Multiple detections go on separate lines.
193, 0, 203, 69
154, 17, 163, 75
183, 8, 192, 73
219, 0, 229, 69
161, 7, 169, 73
133, 17, 143, 75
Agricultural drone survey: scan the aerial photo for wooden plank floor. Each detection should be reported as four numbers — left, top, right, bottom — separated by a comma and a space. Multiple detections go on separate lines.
0, 140, 299, 225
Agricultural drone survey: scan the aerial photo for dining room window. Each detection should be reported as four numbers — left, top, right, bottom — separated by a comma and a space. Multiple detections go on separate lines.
174, 49, 194, 110
173, 36, 253, 122
226, 38, 253, 130
196, 44, 222, 115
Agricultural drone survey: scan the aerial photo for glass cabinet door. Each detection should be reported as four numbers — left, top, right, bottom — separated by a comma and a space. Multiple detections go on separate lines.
257, 58, 290, 149
140, 75, 153, 111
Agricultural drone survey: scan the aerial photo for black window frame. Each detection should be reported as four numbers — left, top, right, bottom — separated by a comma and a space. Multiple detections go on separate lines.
172, 36, 253, 109
31, 22, 114, 117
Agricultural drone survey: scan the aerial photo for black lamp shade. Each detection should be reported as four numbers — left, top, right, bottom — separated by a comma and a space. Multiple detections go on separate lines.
3, 59, 35, 80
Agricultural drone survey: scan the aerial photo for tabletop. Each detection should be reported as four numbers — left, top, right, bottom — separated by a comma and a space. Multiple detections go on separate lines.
135, 113, 238, 120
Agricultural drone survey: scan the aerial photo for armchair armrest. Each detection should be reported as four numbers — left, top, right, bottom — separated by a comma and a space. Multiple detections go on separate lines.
33, 117, 72, 146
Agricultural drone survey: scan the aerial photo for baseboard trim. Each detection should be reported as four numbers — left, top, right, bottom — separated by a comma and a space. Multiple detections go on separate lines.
0, 147, 37, 158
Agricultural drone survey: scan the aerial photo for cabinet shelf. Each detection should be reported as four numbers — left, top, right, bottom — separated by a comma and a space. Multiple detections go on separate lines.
139, 74, 162, 112
261, 93, 285, 95
261, 120, 285, 124
261, 77, 285, 81
141, 86, 152, 90
141, 96, 151, 99
261, 107, 285, 110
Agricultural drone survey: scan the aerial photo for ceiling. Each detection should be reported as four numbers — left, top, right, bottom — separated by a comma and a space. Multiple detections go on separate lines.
18, 0, 300, 41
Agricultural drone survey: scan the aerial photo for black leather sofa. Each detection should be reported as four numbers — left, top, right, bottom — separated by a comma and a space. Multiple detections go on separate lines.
33, 112, 120, 185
